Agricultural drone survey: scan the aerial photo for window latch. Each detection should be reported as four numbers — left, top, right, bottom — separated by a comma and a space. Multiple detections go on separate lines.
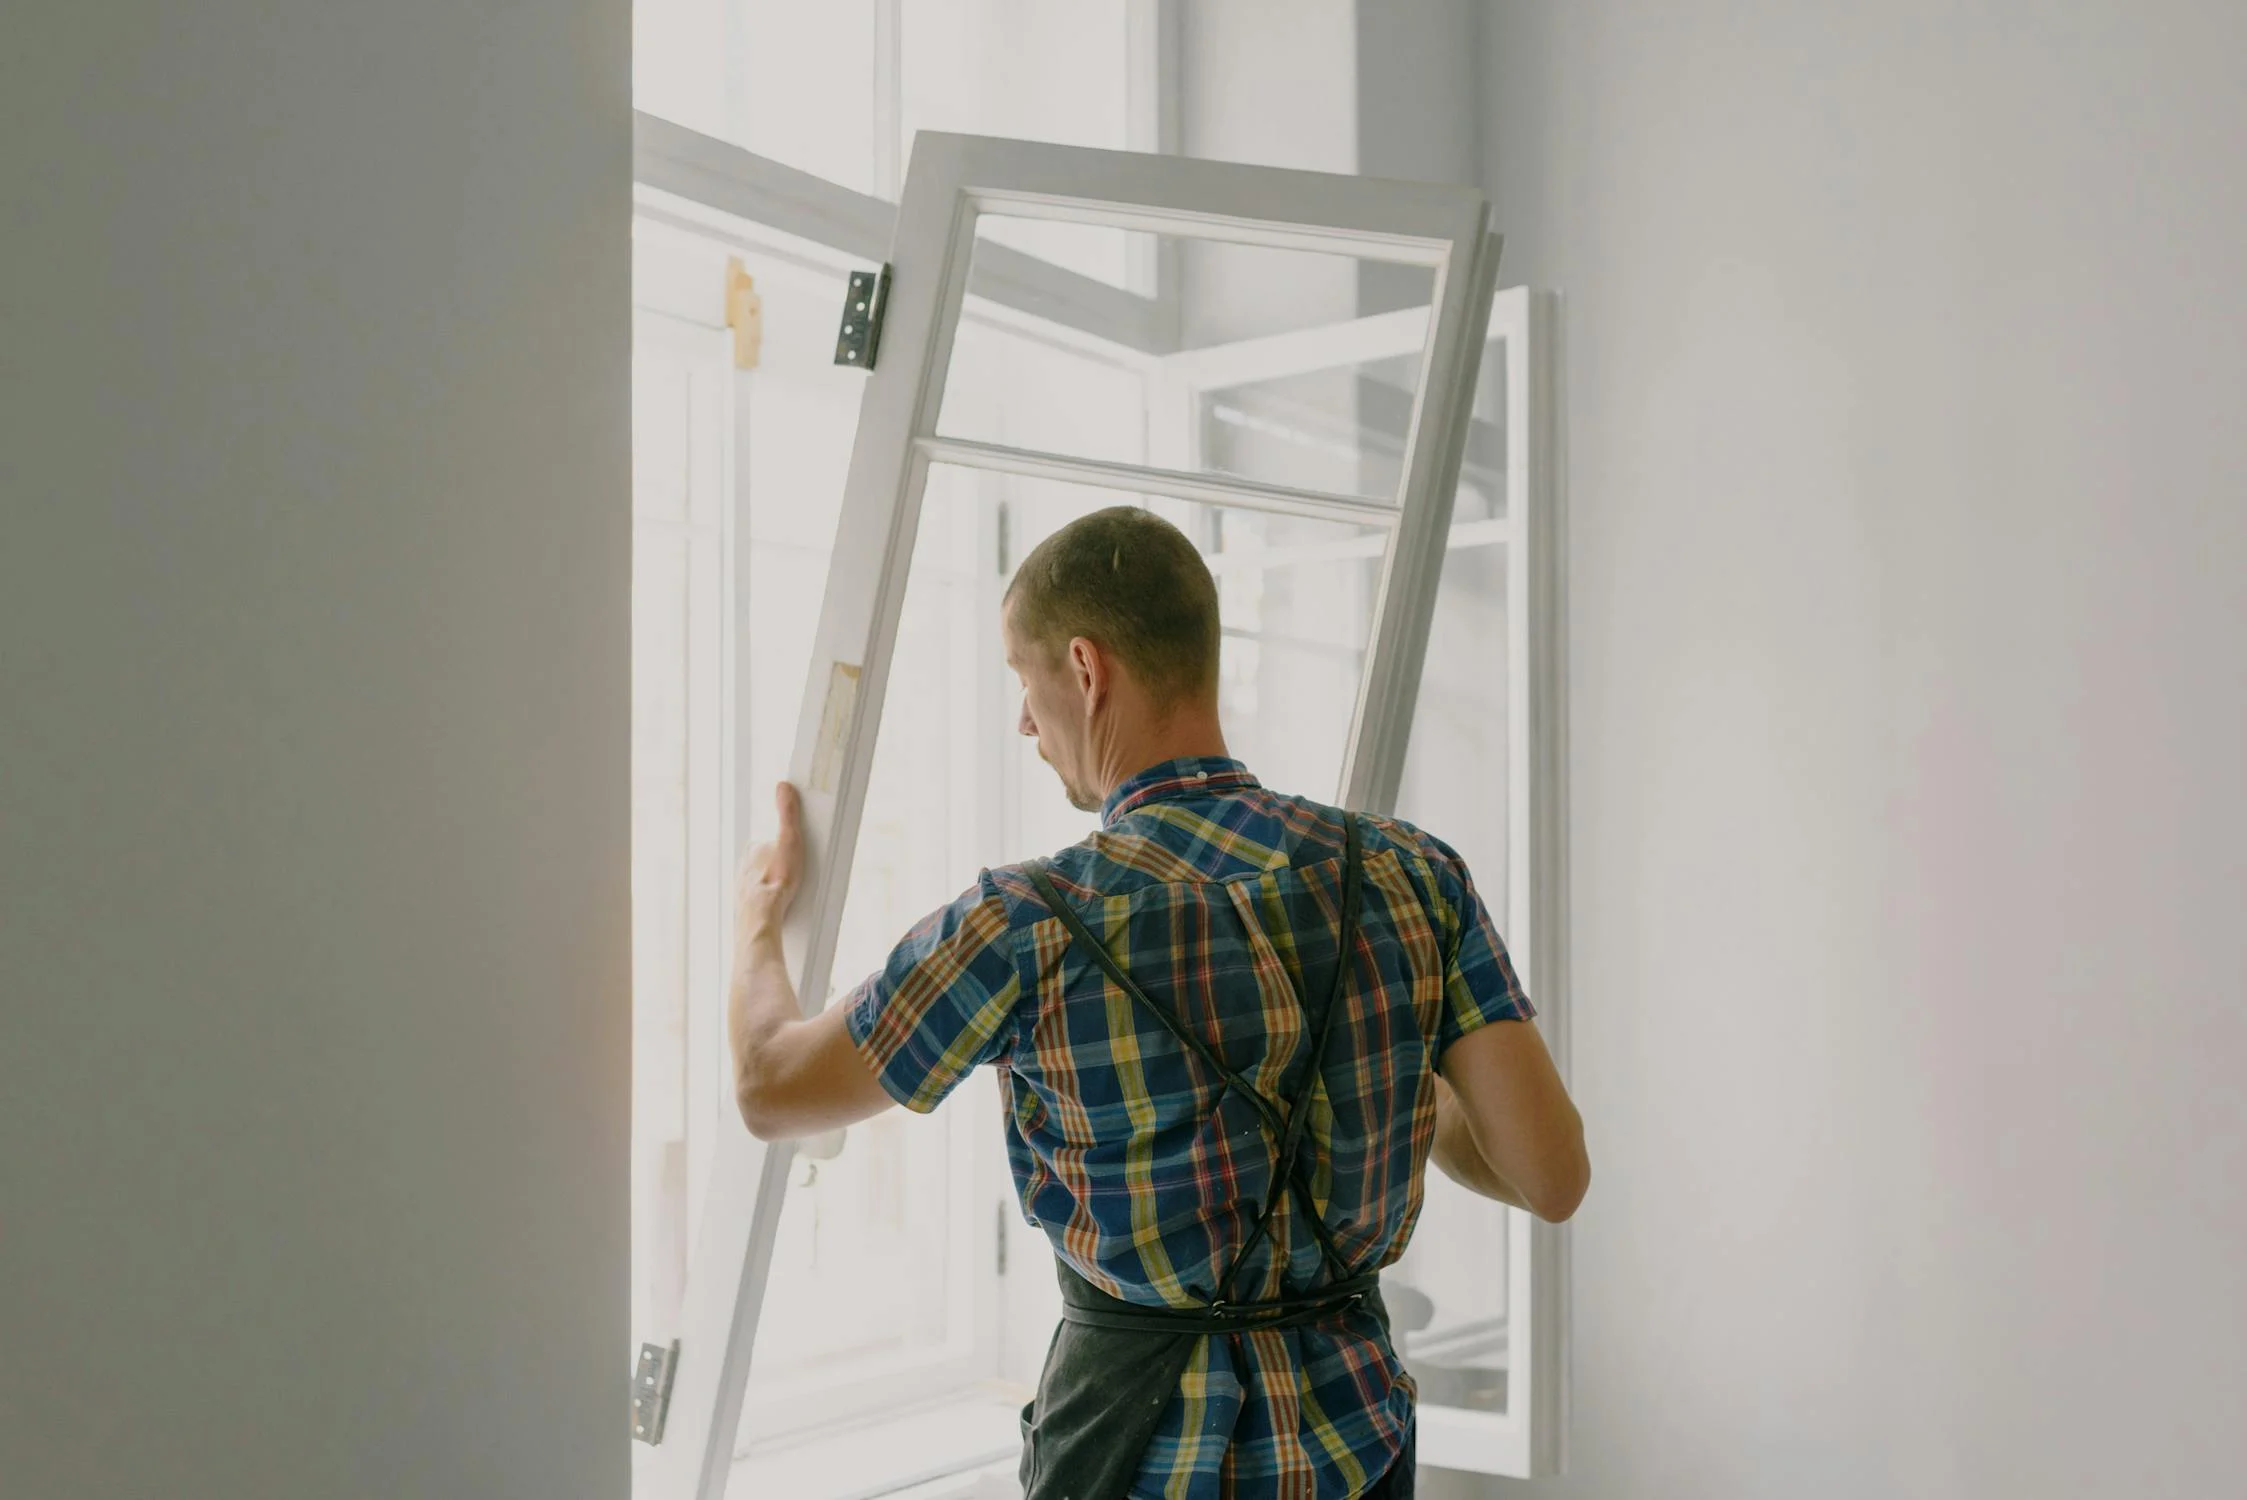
834, 266, 892, 370
630, 1339, 679, 1445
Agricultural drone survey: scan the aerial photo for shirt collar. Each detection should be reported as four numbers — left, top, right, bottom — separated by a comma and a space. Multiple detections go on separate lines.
1100, 756, 1260, 827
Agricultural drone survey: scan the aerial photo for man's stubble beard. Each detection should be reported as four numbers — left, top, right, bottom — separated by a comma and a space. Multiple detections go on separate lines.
1039, 740, 1100, 814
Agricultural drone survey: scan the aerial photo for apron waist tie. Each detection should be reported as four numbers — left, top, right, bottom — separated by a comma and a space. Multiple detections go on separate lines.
1057, 1266, 1383, 1336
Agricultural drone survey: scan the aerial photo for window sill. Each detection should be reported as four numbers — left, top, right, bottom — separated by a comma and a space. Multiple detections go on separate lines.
733, 1384, 1028, 1500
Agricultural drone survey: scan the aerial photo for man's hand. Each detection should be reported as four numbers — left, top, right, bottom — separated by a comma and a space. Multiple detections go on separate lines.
736, 782, 806, 946
726, 779, 896, 1141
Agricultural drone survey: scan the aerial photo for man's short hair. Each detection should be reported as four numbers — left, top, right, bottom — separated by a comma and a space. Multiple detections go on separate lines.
1003, 506, 1221, 704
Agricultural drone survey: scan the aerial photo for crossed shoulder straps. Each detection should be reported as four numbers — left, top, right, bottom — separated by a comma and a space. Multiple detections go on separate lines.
1023, 815, 1367, 1308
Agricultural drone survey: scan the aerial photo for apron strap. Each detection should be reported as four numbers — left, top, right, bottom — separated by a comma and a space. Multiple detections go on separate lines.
1024, 814, 1368, 1309
1024, 863, 1290, 1142
1217, 814, 1364, 1301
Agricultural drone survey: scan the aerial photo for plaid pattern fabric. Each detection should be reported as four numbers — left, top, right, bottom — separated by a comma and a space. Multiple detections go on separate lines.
844, 757, 1535, 1499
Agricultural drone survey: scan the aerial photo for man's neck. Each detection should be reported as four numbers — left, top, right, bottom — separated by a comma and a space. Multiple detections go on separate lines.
1094, 714, 1231, 803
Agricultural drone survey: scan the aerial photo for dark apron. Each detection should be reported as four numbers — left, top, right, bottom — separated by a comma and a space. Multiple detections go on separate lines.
1018, 817, 1414, 1500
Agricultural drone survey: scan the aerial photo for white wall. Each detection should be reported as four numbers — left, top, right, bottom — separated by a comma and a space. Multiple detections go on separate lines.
1182, 0, 1359, 177
1478, 5, 2247, 1497
1179, 0, 1361, 343
0, 7, 631, 1498
1354, 0, 1484, 317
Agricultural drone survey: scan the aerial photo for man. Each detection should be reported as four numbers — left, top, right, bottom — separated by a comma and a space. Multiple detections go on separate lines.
731, 507, 1588, 1499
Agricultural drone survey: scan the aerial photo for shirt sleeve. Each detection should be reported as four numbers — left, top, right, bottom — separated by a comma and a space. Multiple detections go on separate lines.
1427, 837, 1537, 1057
842, 870, 1022, 1114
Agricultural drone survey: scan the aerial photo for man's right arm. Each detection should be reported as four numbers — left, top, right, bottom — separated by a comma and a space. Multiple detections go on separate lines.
1430, 1070, 1530, 1210
1418, 833, 1589, 1222
1434, 1018, 1588, 1222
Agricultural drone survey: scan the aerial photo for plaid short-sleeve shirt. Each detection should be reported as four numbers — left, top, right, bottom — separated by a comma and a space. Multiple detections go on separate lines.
844, 757, 1534, 1500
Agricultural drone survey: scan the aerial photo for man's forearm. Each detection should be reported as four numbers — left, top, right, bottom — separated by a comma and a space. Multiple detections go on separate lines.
729, 923, 802, 1107
1430, 1080, 1532, 1211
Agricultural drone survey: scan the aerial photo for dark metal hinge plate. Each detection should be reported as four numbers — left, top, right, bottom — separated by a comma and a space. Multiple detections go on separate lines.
835, 266, 892, 370
630, 1339, 679, 1445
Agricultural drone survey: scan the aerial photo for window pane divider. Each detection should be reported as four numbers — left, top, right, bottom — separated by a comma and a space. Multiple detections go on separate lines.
913, 435, 1402, 527
965, 190, 1452, 264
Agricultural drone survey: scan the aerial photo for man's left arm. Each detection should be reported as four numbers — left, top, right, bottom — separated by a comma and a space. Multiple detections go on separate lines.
729, 783, 895, 1141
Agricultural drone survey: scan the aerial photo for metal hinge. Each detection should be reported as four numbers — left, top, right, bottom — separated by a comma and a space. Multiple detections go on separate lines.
630, 1340, 679, 1445
834, 265, 892, 370
995, 1201, 1009, 1277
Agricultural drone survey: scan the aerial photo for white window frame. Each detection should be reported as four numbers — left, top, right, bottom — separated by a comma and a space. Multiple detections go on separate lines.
629, 144, 1177, 1495
631, 239, 1036, 1465
644, 130, 1503, 1500
629, 308, 739, 1380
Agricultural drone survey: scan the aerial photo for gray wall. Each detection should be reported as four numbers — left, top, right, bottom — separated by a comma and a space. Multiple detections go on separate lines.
1477, 5, 2247, 1497
0, 7, 631, 1498
1355, 0, 1484, 316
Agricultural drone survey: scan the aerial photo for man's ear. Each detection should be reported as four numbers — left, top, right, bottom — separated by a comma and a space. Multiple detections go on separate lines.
1069, 636, 1105, 708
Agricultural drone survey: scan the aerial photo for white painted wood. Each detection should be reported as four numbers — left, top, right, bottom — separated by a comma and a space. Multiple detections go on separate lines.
645, 1128, 789, 1499
652, 132, 1500, 1500
941, 139, 1473, 263
628, 314, 735, 1500
635, 111, 891, 266
1402, 288, 1569, 1479
648, 128, 988, 1500
1335, 230, 1500, 816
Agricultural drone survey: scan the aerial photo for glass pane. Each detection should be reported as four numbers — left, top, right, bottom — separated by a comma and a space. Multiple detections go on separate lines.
902, 0, 1135, 284
1390, 1182, 1512, 1411
1358, 332, 1509, 525
941, 316, 1149, 472
1199, 364, 1410, 503
1395, 538, 1509, 919
746, 1106, 960, 1380
940, 464, 1393, 805
1391, 511, 1514, 1415
939, 217, 1439, 503
1208, 505, 1385, 804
